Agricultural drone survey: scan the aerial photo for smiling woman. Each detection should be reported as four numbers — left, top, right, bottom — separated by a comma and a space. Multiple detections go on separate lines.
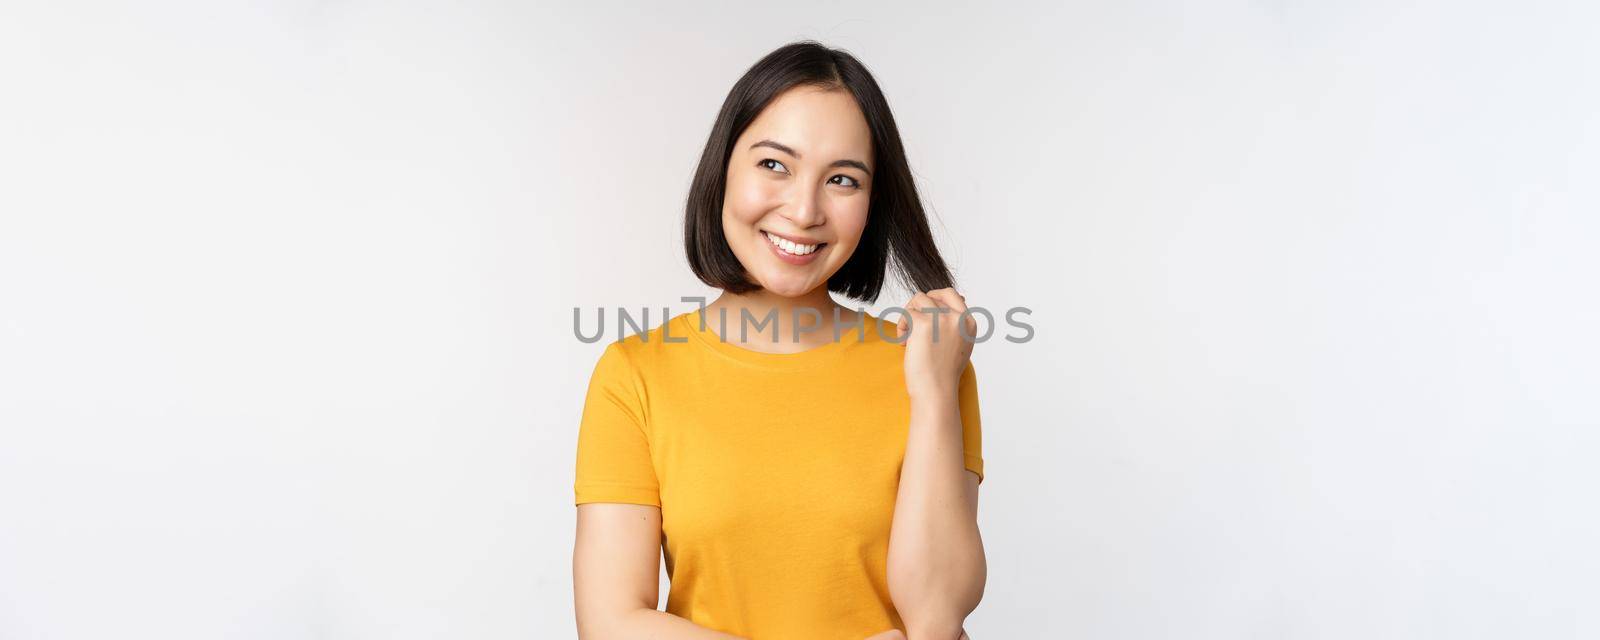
573, 40, 985, 640
683, 46, 955, 304
721, 89, 874, 278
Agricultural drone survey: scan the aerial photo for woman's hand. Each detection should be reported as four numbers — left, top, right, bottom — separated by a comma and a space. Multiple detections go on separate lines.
862, 627, 972, 639
895, 288, 978, 402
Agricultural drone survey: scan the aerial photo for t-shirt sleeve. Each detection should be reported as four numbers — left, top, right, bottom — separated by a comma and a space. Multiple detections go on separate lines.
959, 361, 985, 484
574, 342, 661, 507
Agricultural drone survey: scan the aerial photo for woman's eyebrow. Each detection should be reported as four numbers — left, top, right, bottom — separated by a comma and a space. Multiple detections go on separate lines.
750, 139, 872, 175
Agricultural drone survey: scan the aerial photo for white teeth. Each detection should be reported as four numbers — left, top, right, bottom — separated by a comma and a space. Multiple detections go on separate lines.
764, 231, 817, 256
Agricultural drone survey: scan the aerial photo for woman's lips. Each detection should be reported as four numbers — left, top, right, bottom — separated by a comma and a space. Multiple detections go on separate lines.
761, 230, 825, 265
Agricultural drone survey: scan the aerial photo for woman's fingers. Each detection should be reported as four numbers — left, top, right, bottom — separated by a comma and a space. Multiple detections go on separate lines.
925, 287, 966, 313
920, 288, 978, 341
896, 292, 934, 344
898, 288, 983, 344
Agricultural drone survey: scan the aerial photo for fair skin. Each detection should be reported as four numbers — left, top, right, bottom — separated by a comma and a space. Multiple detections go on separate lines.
573, 85, 983, 640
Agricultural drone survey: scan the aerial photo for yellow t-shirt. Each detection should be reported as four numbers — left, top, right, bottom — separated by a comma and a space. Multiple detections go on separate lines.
574, 309, 983, 639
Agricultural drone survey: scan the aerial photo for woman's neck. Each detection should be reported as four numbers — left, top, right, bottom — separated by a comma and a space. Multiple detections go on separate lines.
703, 287, 861, 354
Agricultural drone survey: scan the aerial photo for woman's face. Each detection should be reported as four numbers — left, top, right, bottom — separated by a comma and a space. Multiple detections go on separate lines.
722, 86, 874, 298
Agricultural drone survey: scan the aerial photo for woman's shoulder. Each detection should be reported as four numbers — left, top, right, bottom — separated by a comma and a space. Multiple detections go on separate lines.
595, 311, 697, 364
851, 310, 901, 345
835, 310, 910, 367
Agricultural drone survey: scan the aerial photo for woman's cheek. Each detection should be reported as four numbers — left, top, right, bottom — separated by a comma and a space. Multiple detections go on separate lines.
837, 202, 870, 244
724, 175, 771, 223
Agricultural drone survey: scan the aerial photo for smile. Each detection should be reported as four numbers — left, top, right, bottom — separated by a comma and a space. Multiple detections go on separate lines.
762, 230, 824, 256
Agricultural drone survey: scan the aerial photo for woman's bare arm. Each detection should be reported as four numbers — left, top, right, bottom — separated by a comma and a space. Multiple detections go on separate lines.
887, 288, 988, 639
886, 398, 986, 639
574, 503, 746, 639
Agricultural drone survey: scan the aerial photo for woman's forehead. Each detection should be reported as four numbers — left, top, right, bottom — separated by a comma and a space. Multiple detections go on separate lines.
741, 88, 873, 162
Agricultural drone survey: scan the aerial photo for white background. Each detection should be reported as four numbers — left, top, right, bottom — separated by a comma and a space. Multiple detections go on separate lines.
3, 1, 1597, 638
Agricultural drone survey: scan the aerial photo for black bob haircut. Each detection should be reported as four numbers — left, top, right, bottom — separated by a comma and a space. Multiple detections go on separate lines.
683, 40, 955, 304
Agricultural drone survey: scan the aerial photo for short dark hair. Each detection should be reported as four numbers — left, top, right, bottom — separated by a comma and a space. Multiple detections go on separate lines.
683, 40, 955, 303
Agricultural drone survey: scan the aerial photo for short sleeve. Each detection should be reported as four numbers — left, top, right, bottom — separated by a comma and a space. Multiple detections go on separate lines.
958, 361, 985, 484
574, 342, 661, 506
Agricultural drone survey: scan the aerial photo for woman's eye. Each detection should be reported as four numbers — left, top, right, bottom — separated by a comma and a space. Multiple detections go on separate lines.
757, 160, 860, 189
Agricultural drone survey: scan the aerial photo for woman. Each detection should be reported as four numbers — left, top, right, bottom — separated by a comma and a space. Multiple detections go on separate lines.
573, 40, 985, 640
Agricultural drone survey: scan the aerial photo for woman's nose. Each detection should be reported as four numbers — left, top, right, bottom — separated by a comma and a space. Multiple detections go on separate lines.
781, 183, 824, 227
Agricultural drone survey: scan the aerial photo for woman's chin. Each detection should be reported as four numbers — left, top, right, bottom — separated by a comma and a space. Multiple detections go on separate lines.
753, 275, 819, 298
